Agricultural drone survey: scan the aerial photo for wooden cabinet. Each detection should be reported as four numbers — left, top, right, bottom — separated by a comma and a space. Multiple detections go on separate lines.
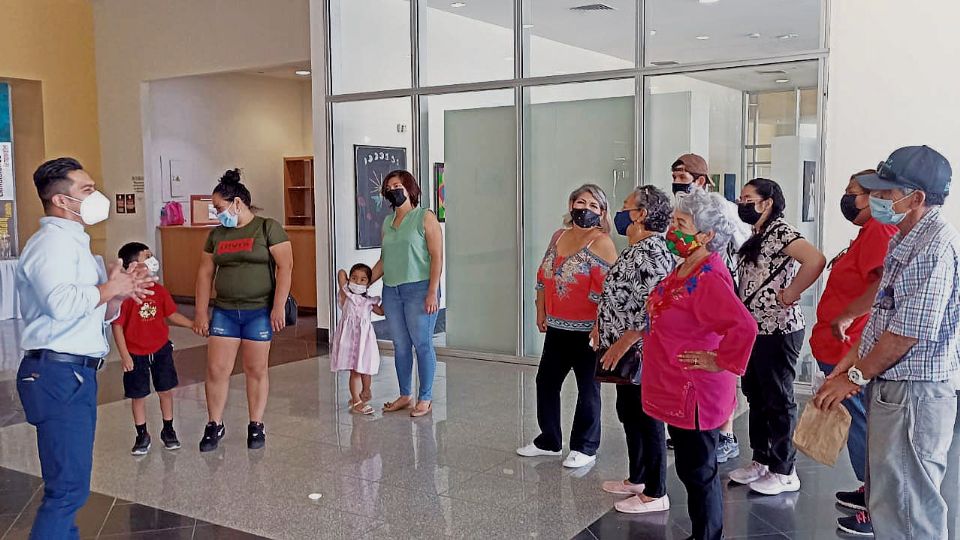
284, 156, 315, 226
159, 225, 317, 309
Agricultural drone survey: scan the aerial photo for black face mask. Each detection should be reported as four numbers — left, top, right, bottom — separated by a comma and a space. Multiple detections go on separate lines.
737, 202, 764, 225
384, 188, 407, 208
571, 208, 601, 229
840, 194, 863, 223
672, 182, 694, 195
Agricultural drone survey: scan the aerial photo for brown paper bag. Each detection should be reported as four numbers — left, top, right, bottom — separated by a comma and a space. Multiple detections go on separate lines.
792, 402, 852, 467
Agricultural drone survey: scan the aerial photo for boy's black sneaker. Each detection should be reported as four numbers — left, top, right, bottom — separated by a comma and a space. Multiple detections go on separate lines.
131, 431, 151, 456
836, 485, 867, 511
160, 426, 181, 450
247, 422, 266, 450
199, 422, 225, 452
838, 511, 874, 537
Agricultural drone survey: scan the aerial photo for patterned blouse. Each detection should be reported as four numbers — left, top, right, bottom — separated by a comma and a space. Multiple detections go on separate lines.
737, 218, 804, 335
596, 235, 675, 349
536, 229, 610, 332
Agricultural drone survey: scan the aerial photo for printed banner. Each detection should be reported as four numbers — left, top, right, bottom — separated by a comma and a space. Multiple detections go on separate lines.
0, 83, 13, 201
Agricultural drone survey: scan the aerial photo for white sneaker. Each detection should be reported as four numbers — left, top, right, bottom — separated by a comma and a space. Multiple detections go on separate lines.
516, 443, 562, 457
750, 469, 801, 496
729, 461, 769, 485
562, 450, 597, 468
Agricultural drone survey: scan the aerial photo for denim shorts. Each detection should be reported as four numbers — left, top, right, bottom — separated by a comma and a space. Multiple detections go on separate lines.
210, 307, 273, 341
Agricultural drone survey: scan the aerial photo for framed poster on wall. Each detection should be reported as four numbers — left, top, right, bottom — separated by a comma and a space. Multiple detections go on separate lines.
434, 163, 445, 222
354, 145, 407, 249
0, 82, 19, 255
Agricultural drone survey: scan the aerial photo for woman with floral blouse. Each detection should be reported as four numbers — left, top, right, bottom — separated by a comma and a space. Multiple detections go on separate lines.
592, 185, 675, 514
728, 178, 826, 496
517, 184, 618, 469
642, 188, 758, 540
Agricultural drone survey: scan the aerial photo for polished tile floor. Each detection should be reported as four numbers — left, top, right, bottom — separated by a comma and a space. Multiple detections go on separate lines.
0, 315, 876, 539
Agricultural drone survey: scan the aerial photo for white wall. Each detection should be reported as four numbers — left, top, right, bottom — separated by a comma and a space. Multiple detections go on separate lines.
92, 0, 310, 262
145, 74, 312, 228
824, 0, 960, 258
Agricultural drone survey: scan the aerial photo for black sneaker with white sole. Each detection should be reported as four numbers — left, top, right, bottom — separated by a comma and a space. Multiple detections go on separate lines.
247, 422, 265, 450
838, 511, 874, 537
160, 426, 181, 450
836, 485, 867, 511
131, 431, 151, 456
199, 422, 225, 452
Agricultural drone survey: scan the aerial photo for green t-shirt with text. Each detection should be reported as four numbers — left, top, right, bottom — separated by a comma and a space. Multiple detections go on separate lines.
203, 216, 289, 310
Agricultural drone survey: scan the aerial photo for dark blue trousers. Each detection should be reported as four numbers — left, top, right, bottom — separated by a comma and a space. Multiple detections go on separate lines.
16, 357, 98, 540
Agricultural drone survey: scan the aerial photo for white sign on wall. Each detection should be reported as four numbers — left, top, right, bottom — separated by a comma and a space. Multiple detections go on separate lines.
0, 142, 12, 201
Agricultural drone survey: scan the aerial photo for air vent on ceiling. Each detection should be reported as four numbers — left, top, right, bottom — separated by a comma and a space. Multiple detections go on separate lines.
651, 61, 680, 66
570, 3, 615, 11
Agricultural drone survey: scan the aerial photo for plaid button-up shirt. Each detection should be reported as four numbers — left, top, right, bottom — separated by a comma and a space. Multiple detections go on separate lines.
859, 207, 960, 381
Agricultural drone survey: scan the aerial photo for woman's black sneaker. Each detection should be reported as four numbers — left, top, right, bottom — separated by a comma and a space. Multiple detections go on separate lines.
837, 511, 874, 537
131, 432, 151, 456
160, 426, 181, 450
836, 485, 867, 511
199, 422, 225, 452
248, 422, 266, 450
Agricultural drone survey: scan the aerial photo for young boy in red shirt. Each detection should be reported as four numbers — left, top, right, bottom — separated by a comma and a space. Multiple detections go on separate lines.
112, 242, 194, 455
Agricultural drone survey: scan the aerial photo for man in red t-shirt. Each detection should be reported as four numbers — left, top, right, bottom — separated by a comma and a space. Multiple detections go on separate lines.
810, 170, 897, 537
112, 242, 194, 456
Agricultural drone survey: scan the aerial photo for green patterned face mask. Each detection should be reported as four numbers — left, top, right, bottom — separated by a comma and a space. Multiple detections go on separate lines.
665, 229, 702, 258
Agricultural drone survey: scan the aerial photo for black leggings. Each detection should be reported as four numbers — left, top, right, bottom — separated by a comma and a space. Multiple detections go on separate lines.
616, 384, 666, 497
533, 327, 601, 455
669, 424, 722, 540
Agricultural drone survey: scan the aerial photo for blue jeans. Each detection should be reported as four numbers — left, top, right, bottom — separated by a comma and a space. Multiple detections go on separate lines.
819, 361, 867, 482
381, 280, 439, 401
16, 357, 98, 540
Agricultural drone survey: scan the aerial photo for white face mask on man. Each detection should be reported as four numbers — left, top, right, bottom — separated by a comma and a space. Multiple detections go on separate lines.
61, 191, 111, 225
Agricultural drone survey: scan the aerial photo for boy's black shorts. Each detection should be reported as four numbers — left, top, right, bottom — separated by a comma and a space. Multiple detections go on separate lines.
122, 342, 178, 399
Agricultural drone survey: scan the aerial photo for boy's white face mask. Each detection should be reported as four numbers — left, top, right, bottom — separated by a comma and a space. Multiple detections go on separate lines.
143, 256, 160, 275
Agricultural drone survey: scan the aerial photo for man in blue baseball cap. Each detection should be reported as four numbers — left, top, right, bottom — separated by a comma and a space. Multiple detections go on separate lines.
815, 145, 960, 538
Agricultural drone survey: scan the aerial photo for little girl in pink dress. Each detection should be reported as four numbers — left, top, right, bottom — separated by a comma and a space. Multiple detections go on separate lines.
330, 264, 383, 415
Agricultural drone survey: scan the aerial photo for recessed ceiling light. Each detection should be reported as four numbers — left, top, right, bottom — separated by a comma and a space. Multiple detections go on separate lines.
295, 70, 311, 76
747, 32, 761, 39
695, 35, 710, 40
522, 23, 534, 29
450, 1, 466, 7
649, 29, 657, 36
775, 78, 790, 83
699, 0, 720, 3
777, 33, 799, 40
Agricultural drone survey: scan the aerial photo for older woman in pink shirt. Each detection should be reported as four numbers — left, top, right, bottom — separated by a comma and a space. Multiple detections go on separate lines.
642, 188, 758, 540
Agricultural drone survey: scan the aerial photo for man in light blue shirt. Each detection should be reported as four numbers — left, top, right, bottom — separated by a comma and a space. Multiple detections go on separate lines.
16, 157, 153, 540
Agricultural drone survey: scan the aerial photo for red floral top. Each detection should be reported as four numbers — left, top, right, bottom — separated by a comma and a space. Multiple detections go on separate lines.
536, 229, 610, 332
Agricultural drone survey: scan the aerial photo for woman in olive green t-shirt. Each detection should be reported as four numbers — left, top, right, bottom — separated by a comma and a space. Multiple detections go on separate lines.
192, 170, 293, 452
369, 171, 444, 418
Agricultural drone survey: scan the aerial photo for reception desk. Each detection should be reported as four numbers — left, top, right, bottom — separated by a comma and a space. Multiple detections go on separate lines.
159, 225, 317, 309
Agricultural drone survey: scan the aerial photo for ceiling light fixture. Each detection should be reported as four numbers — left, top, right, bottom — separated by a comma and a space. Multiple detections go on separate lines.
295, 70, 311, 76
698, 0, 720, 3
747, 32, 761, 38
522, 23, 534, 29
695, 35, 710, 40
450, 1, 466, 7
649, 29, 657, 36
775, 78, 790, 83
777, 33, 799, 40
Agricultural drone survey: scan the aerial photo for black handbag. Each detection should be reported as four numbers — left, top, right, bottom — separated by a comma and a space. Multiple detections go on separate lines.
594, 344, 643, 385
262, 219, 298, 327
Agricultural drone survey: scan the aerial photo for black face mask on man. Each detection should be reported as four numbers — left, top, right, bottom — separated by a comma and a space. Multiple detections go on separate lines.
672, 182, 694, 195
384, 188, 407, 208
840, 194, 863, 223
570, 208, 601, 229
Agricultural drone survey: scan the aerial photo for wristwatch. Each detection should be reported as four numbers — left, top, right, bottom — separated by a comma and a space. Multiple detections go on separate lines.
847, 367, 870, 387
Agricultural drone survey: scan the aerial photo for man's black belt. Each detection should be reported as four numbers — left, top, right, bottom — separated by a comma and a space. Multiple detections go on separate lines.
24, 350, 105, 370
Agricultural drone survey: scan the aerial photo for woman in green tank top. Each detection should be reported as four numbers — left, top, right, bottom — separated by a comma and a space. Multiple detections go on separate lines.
368, 171, 444, 417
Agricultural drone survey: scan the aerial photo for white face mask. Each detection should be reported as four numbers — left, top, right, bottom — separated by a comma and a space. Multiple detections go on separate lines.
347, 283, 368, 295
143, 256, 160, 275
63, 191, 111, 225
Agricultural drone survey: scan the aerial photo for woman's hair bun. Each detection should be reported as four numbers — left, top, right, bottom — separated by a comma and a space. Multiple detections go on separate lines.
220, 168, 242, 185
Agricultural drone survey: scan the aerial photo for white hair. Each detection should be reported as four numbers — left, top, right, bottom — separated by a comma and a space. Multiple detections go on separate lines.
676, 187, 751, 253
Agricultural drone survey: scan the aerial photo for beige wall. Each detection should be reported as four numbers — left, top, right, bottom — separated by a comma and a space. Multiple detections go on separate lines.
92, 0, 310, 260
824, 0, 960, 257
0, 0, 104, 254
